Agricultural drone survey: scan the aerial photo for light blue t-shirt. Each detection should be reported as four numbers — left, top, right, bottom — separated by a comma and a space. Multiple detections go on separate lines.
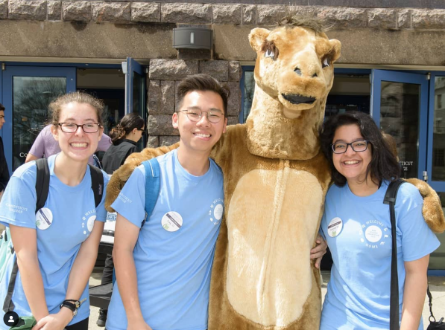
320, 181, 440, 330
0, 154, 109, 329
106, 149, 224, 330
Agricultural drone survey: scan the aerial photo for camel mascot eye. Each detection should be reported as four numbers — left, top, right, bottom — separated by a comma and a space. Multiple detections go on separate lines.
265, 49, 275, 59
322, 57, 330, 68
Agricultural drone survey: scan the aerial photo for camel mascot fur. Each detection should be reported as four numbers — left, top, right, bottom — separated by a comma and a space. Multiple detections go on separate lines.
105, 19, 445, 330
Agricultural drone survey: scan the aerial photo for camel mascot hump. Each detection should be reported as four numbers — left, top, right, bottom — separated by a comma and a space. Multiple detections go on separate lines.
105, 19, 444, 330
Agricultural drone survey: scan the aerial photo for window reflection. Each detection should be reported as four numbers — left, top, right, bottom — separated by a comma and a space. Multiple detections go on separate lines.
379, 82, 420, 179
12, 77, 66, 170
433, 77, 445, 181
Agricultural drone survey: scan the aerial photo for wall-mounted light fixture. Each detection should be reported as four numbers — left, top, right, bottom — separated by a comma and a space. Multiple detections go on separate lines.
173, 27, 213, 50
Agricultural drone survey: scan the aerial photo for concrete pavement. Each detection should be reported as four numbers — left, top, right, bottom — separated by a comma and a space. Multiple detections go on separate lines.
88, 269, 445, 330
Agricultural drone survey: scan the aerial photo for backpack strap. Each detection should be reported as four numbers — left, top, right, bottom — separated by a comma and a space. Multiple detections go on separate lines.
35, 158, 50, 212
141, 159, 161, 228
383, 179, 405, 330
88, 164, 104, 208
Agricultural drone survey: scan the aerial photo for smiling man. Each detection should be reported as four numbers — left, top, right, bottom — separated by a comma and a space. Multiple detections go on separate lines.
0, 103, 10, 195
106, 74, 228, 330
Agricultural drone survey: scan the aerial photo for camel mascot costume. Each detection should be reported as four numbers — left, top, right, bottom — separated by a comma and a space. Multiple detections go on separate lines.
105, 18, 445, 330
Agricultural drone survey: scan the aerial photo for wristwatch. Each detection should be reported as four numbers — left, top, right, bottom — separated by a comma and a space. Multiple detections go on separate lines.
60, 298, 86, 316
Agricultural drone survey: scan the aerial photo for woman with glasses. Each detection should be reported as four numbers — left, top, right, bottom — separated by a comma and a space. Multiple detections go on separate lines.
318, 111, 439, 330
0, 92, 109, 330
96, 112, 144, 327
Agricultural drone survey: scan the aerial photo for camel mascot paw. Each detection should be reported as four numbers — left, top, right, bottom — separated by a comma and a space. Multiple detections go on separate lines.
405, 178, 445, 233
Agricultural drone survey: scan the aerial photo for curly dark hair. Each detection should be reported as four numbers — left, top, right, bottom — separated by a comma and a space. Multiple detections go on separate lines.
319, 111, 400, 187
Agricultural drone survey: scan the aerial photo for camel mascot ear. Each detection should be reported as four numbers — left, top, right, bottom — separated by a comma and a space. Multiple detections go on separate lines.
249, 28, 270, 52
328, 38, 342, 63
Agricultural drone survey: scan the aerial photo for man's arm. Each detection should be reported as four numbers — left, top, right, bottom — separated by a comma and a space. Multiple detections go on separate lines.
26, 130, 46, 163
113, 213, 152, 330
25, 153, 39, 163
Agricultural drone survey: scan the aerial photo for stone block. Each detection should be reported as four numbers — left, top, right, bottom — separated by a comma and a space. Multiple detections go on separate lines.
92, 2, 130, 23
0, 0, 8, 19
397, 9, 412, 29
149, 59, 199, 81
161, 3, 211, 24
148, 80, 161, 114
227, 116, 239, 126
9, 0, 46, 21
160, 135, 180, 146
317, 7, 367, 29
412, 9, 445, 29
147, 115, 177, 135
227, 81, 241, 117
243, 5, 256, 25
368, 9, 396, 29
257, 5, 287, 25
161, 81, 176, 115
287, 5, 318, 19
62, 1, 91, 22
47, 1, 61, 20
131, 2, 160, 23
147, 135, 159, 148
229, 61, 241, 81
199, 61, 229, 82
213, 4, 241, 25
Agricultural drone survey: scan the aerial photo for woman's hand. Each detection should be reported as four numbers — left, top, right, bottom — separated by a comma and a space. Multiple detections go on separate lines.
310, 234, 327, 269
32, 307, 73, 330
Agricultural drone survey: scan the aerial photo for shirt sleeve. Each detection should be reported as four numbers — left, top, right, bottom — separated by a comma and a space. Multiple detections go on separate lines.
0, 166, 37, 229
28, 130, 45, 158
95, 171, 110, 222
396, 183, 441, 262
111, 165, 146, 228
97, 134, 112, 152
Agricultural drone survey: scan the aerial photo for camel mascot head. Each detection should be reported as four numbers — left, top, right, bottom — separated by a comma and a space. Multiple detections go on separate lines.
246, 19, 341, 160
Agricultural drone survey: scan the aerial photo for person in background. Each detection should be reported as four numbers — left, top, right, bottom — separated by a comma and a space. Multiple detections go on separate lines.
102, 113, 145, 175
0, 92, 109, 330
0, 103, 10, 195
25, 124, 112, 166
96, 112, 145, 327
319, 111, 440, 330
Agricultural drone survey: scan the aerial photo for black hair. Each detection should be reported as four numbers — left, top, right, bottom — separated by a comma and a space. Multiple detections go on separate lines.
177, 74, 230, 117
109, 112, 145, 144
0, 103, 4, 111
319, 111, 400, 186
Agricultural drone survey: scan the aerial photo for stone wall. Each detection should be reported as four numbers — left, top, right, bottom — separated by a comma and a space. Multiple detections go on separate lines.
2, 0, 445, 31
146, 59, 242, 147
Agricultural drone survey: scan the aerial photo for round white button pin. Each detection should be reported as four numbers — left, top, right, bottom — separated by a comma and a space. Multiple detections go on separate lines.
35, 208, 53, 230
161, 212, 183, 232
327, 217, 343, 237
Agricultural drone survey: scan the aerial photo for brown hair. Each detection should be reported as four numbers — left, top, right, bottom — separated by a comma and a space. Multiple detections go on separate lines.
177, 74, 230, 117
110, 112, 145, 144
49, 92, 105, 127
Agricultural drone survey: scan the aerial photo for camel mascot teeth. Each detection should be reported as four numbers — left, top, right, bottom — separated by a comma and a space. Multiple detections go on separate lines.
106, 19, 445, 330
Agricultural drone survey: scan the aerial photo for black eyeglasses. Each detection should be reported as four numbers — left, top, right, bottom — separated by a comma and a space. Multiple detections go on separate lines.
331, 140, 369, 154
58, 122, 101, 133
179, 108, 224, 123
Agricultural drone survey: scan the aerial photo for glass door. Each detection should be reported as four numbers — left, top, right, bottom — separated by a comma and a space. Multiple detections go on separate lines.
2, 65, 76, 171
371, 70, 429, 179
426, 73, 445, 273
122, 57, 146, 150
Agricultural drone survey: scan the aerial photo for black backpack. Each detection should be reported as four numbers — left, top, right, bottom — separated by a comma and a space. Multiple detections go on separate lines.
2, 158, 104, 314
